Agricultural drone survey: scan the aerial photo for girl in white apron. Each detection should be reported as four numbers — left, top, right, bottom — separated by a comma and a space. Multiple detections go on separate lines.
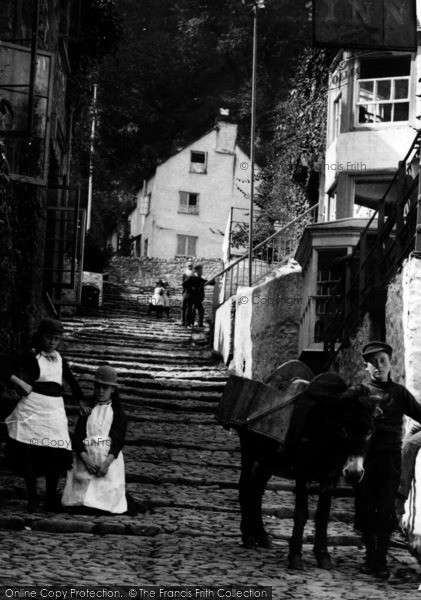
2, 318, 88, 512
62, 365, 127, 514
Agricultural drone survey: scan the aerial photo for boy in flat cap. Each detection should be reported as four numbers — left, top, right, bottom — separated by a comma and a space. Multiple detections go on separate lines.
354, 341, 421, 579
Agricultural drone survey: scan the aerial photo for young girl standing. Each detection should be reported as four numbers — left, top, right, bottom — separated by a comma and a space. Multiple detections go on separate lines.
62, 365, 128, 514
1, 318, 88, 512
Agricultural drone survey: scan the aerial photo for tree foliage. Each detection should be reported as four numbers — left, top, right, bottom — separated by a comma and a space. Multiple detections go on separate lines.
88, 1, 328, 250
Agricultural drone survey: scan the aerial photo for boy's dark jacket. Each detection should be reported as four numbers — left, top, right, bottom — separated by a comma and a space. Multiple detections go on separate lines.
366, 378, 421, 448
72, 395, 127, 459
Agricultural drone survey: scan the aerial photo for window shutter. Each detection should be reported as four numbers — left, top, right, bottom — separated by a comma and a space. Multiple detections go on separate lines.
187, 236, 197, 256
177, 235, 186, 255
179, 191, 188, 209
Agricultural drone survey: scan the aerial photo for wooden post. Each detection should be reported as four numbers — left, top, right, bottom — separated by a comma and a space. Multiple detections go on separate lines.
415, 158, 421, 256
358, 232, 366, 316
394, 161, 406, 268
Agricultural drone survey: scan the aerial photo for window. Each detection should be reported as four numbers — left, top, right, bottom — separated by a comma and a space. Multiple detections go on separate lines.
325, 191, 337, 221
333, 94, 342, 139
179, 191, 199, 215
190, 151, 207, 173
356, 56, 410, 125
177, 235, 197, 257
0, 42, 52, 182
314, 249, 347, 343
144, 238, 148, 257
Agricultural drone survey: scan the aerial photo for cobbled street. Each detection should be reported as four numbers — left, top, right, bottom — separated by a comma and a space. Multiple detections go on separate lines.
0, 292, 420, 599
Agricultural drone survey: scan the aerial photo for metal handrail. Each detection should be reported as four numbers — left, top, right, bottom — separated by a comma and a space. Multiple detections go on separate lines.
205, 204, 318, 288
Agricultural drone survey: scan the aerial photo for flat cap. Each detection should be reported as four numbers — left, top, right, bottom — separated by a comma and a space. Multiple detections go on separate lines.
362, 341, 393, 358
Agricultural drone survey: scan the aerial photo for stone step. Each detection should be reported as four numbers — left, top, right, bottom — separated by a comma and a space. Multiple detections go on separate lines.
68, 366, 227, 391
64, 348, 219, 366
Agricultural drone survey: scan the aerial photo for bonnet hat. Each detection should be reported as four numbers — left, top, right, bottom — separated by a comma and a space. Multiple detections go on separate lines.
94, 365, 119, 387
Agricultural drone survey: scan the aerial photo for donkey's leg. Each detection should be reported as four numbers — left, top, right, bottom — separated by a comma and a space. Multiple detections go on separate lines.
239, 435, 258, 548
253, 464, 273, 548
289, 479, 309, 570
313, 485, 333, 569
239, 465, 256, 547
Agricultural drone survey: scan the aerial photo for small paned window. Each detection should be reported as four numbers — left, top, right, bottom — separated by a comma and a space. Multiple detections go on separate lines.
356, 56, 410, 124
190, 151, 207, 173
179, 191, 199, 215
176, 235, 197, 257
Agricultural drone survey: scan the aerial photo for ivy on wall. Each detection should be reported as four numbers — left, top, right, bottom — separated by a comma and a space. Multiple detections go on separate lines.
232, 46, 329, 248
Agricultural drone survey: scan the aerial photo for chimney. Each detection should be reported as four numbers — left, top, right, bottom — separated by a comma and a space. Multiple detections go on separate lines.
216, 120, 237, 154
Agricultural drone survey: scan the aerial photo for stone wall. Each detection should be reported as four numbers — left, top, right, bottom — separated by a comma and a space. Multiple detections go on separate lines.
332, 266, 407, 387
108, 257, 223, 289
213, 297, 236, 364
230, 262, 302, 381
332, 313, 373, 385
399, 256, 421, 553
386, 269, 406, 385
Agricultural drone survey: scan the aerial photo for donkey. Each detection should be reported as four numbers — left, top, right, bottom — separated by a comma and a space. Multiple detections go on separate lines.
238, 373, 384, 570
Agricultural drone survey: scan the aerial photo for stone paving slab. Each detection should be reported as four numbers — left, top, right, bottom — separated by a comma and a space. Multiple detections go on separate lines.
0, 531, 419, 597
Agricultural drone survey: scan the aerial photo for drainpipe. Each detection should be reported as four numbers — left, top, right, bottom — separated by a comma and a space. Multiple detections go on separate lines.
86, 83, 97, 230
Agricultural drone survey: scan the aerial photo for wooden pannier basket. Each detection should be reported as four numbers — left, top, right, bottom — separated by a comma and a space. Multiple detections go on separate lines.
215, 360, 314, 444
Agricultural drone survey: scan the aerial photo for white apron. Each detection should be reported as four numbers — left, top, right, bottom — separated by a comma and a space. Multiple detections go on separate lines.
6, 353, 71, 451
62, 403, 127, 514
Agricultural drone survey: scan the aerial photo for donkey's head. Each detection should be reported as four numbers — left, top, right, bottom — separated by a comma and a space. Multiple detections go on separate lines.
340, 384, 389, 484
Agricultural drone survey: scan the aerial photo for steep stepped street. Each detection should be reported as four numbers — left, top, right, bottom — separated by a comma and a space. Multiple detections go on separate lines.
103, 256, 222, 319
0, 301, 419, 597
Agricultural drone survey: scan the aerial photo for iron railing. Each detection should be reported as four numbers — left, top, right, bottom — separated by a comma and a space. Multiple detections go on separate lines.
323, 130, 421, 366
206, 204, 318, 302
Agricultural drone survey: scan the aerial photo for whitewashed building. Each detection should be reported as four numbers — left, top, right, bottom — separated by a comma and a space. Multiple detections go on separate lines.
296, 16, 421, 369
129, 121, 252, 259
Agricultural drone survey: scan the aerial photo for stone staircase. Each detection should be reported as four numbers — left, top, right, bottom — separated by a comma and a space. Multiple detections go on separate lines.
100, 256, 220, 319
0, 299, 365, 544
0, 289, 418, 590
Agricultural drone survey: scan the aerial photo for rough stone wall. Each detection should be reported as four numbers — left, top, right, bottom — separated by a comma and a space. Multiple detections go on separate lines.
400, 257, 421, 396
331, 256, 421, 554
397, 256, 421, 553
332, 267, 407, 386
108, 257, 223, 289
403, 450, 421, 553
232, 262, 302, 381
332, 313, 374, 385
386, 268, 406, 385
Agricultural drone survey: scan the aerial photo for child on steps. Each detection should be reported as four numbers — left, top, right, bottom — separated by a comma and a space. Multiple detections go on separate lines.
62, 365, 128, 514
1, 318, 88, 512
